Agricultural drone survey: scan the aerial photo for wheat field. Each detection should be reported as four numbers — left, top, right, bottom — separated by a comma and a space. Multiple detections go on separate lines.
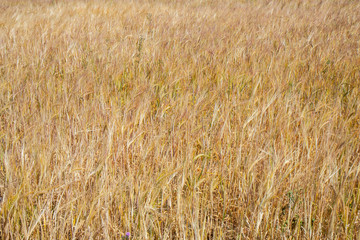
0, 0, 359, 239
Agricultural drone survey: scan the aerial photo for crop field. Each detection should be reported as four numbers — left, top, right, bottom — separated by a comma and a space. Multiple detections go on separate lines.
0, 0, 359, 239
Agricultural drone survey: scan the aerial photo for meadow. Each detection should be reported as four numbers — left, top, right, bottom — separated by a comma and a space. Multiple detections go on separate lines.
0, 0, 359, 239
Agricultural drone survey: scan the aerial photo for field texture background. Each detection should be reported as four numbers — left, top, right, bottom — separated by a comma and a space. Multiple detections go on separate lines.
0, 0, 360, 239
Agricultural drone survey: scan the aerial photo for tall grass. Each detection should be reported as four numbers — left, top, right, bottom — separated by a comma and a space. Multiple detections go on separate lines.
0, 0, 359, 239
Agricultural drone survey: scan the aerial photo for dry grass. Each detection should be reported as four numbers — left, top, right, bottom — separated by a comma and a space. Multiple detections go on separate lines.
0, 0, 360, 239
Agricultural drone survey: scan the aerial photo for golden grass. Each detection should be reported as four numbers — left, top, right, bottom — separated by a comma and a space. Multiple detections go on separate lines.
0, 0, 359, 239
